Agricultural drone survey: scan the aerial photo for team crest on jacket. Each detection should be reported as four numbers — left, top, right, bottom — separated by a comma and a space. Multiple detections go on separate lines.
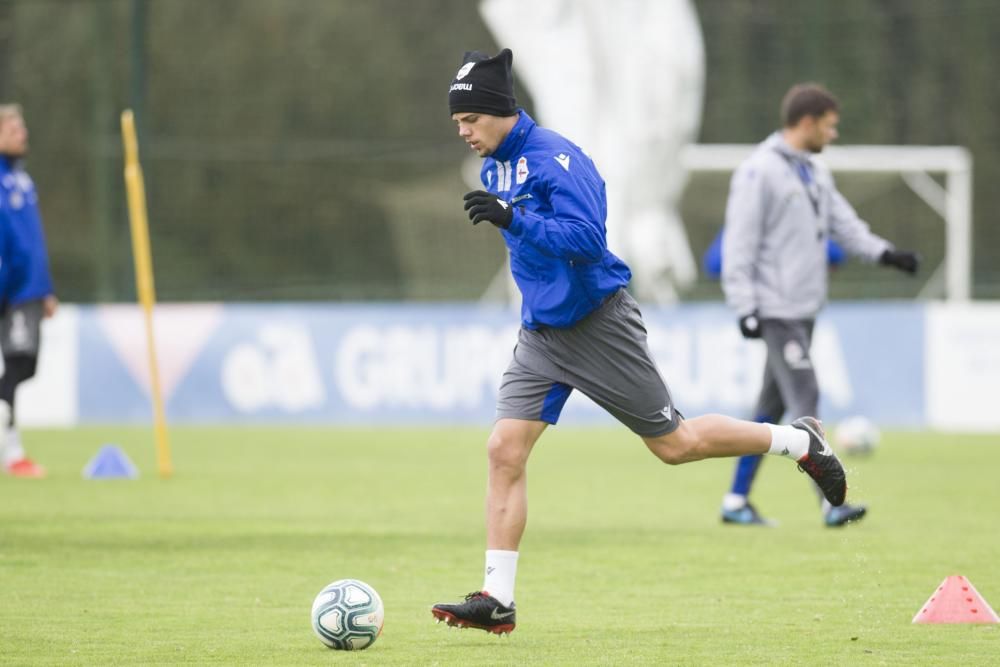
516, 156, 529, 184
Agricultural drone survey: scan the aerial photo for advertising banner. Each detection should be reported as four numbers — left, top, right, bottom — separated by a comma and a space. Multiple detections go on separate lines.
22, 301, 926, 428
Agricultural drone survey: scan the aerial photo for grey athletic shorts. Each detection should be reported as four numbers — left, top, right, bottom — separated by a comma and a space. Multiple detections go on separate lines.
1, 300, 44, 356
496, 289, 682, 437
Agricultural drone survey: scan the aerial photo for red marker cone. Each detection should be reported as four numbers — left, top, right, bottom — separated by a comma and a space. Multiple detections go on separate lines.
912, 575, 999, 624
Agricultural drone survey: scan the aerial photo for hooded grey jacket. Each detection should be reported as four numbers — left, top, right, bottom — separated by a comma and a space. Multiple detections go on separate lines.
721, 132, 891, 320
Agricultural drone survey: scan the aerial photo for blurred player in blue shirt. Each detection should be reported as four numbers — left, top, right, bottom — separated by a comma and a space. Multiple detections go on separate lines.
0, 104, 56, 478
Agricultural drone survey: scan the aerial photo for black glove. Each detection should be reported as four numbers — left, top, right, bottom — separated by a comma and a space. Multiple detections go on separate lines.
879, 249, 920, 275
463, 190, 513, 229
739, 312, 762, 339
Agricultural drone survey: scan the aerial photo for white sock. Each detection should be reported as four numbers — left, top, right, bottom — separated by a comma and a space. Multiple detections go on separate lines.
2, 427, 24, 466
483, 550, 518, 607
722, 493, 748, 511
766, 424, 809, 460
0, 401, 17, 466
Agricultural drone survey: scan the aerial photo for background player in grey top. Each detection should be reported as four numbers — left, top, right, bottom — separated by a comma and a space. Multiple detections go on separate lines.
720, 83, 920, 527
432, 51, 852, 635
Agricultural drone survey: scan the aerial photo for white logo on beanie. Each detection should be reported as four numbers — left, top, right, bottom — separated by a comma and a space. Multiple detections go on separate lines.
455, 62, 476, 80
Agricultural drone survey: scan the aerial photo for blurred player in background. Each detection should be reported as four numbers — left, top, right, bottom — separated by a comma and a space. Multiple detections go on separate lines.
720, 83, 919, 527
0, 104, 56, 478
432, 51, 851, 635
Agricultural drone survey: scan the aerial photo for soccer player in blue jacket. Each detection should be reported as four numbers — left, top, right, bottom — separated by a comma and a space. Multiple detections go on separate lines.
431, 50, 851, 635
0, 105, 56, 478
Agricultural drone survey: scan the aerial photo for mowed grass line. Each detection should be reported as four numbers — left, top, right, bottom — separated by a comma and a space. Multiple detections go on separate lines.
1, 426, 998, 665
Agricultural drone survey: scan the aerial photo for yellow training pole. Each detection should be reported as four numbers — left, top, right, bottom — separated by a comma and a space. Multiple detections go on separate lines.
120, 109, 173, 478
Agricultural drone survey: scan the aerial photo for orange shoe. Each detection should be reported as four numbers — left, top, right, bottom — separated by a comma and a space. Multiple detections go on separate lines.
5, 457, 47, 478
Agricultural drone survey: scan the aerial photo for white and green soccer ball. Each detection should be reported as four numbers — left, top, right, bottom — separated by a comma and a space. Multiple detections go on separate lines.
311, 578, 384, 650
833, 415, 881, 456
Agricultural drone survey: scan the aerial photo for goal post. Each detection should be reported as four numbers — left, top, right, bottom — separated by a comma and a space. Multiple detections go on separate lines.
680, 144, 973, 301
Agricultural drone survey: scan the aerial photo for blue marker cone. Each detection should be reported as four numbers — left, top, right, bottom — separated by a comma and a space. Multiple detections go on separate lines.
82, 445, 139, 480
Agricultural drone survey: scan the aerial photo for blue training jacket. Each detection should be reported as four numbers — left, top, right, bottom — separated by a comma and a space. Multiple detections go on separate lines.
0, 210, 27, 309
481, 111, 630, 329
0, 157, 54, 304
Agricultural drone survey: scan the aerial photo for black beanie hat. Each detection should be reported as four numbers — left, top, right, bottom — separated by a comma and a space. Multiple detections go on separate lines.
448, 49, 517, 116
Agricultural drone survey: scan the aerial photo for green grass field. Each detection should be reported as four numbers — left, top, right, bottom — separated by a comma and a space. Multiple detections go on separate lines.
2, 426, 998, 665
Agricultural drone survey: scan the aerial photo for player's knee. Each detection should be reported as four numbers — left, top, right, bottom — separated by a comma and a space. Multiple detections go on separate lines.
656, 446, 688, 466
644, 427, 698, 465
485, 431, 529, 474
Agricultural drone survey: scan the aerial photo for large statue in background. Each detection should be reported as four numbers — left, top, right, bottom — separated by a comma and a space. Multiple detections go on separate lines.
478, 0, 705, 302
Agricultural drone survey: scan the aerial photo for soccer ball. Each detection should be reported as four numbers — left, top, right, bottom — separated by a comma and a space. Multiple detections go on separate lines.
310, 579, 384, 650
833, 415, 880, 456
